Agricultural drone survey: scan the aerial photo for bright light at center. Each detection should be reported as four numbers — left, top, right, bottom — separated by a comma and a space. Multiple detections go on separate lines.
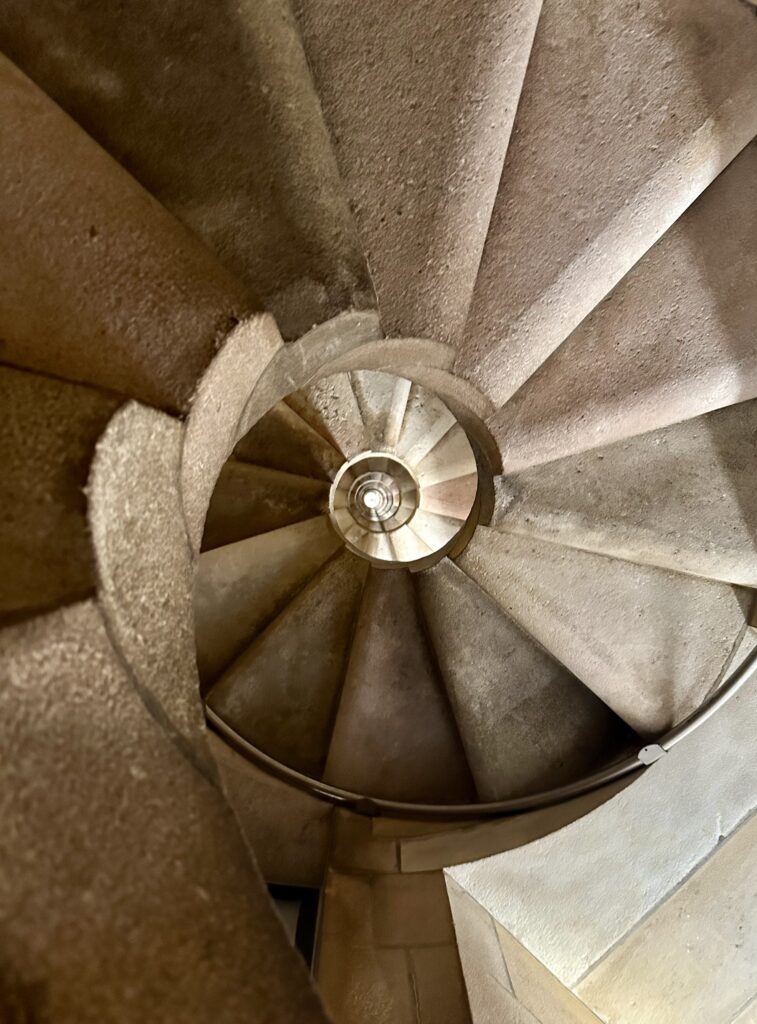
363, 488, 382, 510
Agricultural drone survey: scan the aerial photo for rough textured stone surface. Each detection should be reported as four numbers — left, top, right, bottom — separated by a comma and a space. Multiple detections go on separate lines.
0, 54, 251, 413
0, 0, 373, 339
89, 403, 210, 768
194, 516, 342, 686
0, 366, 120, 622
490, 143, 757, 470
208, 733, 333, 888
293, 0, 541, 346
458, 527, 749, 735
448, 674, 757, 989
235, 401, 343, 479
576, 812, 757, 1023
458, 0, 757, 406
493, 398, 757, 587
0, 601, 327, 1024
208, 552, 367, 775
418, 559, 628, 800
202, 459, 329, 551
289, 371, 365, 458
324, 568, 475, 803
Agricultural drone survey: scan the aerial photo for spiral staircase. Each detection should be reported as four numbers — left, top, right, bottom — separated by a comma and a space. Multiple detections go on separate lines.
2, 1, 757, 1022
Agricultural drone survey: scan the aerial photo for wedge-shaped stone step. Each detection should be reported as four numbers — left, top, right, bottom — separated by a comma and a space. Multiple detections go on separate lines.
287, 374, 365, 459
208, 552, 367, 777
459, 0, 757, 407
324, 568, 474, 803
0, 600, 327, 1023
0, 366, 120, 623
234, 402, 343, 481
202, 460, 329, 551
494, 399, 757, 587
0, 54, 251, 413
194, 516, 342, 687
417, 559, 628, 800
350, 369, 410, 452
457, 528, 749, 735
491, 143, 757, 471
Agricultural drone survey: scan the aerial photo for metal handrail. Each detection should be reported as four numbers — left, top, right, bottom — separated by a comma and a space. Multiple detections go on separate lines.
206, 640, 757, 821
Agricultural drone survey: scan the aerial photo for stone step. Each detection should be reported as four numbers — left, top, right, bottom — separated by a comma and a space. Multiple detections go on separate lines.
349, 370, 409, 452
457, 527, 749, 735
0, 600, 327, 1023
0, 54, 251, 414
0, 366, 120, 623
493, 399, 757, 587
417, 559, 629, 801
292, 0, 541, 345
0, 0, 373, 340
491, 142, 757, 472
287, 374, 365, 459
324, 568, 475, 804
457, 0, 757, 408
234, 402, 343, 481
207, 552, 368, 777
201, 460, 329, 551
194, 516, 342, 687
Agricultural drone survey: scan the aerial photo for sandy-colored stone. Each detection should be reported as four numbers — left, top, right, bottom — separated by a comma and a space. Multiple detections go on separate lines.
293, 0, 541, 345
194, 516, 342, 686
372, 872, 457, 948
458, 0, 757, 407
411, 945, 472, 1024
0, 0, 373, 339
490, 143, 757, 471
0, 601, 327, 1024
209, 733, 333, 887
0, 366, 120, 622
235, 401, 343, 480
0, 54, 251, 413
330, 810, 400, 874
493, 398, 757, 587
202, 460, 329, 551
418, 559, 627, 800
208, 552, 367, 776
458, 527, 748, 734
290, 372, 365, 458
324, 568, 475, 803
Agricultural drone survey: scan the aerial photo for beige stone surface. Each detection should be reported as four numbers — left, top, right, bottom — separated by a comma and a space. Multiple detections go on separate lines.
324, 568, 475, 803
0, 601, 327, 1023
331, 810, 400, 875
459, 0, 757, 407
493, 398, 757, 587
372, 872, 457, 947
235, 400, 343, 479
0, 0, 373, 339
411, 945, 473, 1024
293, 371, 365, 458
418, 558, 626, 800
293, 0, 541, 345
194, 516, 342, 686
0, 54, 250, 413
201, 459, 329, 550
576, 812, 757, 1024
0, 366, 120, 622
490, 143, 757, 471
209, 733, 333, 887
458, 527, 748, 734
208, 552, 367, 775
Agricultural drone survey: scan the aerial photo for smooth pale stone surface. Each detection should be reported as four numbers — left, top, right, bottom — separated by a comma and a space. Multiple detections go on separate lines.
194, 516, 342, 686
417, 559, 628, 800
576, 812, 757, 1024
324, 568, 474, 803
0, 601, 327, 1024
208, 552, 367, 776
208, 733, 333, 888
234, 401, 343, 480
0, 54, 250, 414
201, 460, 329, 551
458, 0, 757, 407
457, 527, 748, 735
350, 370, 400, 450
0, 366, 120, 622
448, 674, 757, 988
287, 373, 365, 458
491, 143, 757, 471
293, 0, 541, 345
0, 0, 373, 340
734, 1000, 757, 1024
493, 399, 757, 587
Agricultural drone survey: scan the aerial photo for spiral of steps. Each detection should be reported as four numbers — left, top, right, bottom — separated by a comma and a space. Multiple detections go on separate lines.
2, 0, 757, 1021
